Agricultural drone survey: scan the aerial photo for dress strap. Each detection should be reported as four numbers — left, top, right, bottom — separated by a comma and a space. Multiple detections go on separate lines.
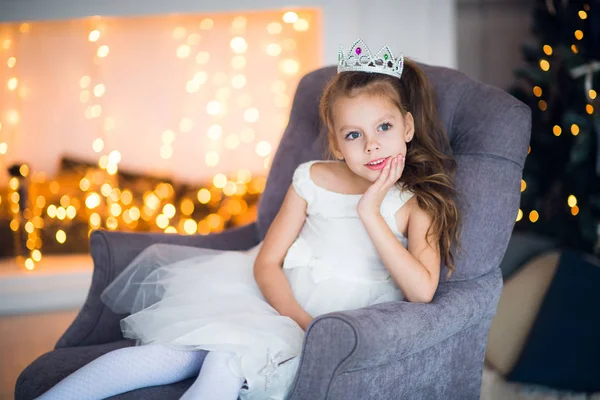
380, 185, 414, 220
292, 161, 318, 203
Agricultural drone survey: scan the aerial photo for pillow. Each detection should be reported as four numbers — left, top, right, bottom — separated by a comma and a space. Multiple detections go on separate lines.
507, 250, 600, 392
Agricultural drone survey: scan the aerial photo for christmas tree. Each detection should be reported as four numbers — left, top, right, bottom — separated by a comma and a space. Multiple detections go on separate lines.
511, 0, 600, 254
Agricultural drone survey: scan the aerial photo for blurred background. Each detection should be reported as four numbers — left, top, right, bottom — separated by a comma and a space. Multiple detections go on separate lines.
0, 0, 599, 399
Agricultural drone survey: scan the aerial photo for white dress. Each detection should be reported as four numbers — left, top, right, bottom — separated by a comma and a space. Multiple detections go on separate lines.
101, 160, 414, 400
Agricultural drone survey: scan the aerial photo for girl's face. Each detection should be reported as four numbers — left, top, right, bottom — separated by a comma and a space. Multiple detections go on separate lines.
332, 93, 415, 183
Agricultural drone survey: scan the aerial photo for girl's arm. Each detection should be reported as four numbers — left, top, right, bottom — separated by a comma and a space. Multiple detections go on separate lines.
254, 185, 313, 330
359, 201, 440, 303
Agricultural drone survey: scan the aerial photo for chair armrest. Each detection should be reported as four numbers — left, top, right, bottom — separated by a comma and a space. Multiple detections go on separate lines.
56, 223, 259, 348
287, 268, 502, 398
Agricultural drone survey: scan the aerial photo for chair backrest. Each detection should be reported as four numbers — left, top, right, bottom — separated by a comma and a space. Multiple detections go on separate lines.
257, 65, 531, 281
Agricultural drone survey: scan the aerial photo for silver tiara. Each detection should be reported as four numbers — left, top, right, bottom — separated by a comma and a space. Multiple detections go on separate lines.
337, 39, 404, 80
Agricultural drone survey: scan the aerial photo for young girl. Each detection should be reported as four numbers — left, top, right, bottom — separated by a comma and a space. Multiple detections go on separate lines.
37, 39, 459, 400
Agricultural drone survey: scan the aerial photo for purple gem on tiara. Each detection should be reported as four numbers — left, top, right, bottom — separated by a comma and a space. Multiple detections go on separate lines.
356, 47, 362, 55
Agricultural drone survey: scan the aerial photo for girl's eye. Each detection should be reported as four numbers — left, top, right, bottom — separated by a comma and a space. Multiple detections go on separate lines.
379, 122, 392, 132
345, 131, 361, 140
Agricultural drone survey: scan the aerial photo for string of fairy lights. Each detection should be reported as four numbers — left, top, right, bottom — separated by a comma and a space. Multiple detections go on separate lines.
516, 4, 594, 225
0, 10, 315, 270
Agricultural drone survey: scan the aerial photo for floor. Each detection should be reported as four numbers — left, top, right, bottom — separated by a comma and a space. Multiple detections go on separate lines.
0, 309, 79, 399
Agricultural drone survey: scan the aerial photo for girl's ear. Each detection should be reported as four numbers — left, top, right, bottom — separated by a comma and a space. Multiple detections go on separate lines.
404, 112, 415, 143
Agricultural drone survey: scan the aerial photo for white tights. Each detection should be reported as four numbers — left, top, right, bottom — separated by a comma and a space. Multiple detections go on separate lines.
35, 344, 245, 400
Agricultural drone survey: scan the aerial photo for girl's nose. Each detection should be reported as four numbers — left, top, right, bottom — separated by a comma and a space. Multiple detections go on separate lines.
365, 138, 380, 153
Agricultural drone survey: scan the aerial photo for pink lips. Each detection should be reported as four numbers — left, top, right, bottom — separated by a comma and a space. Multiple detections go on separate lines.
364, 157, 390, 170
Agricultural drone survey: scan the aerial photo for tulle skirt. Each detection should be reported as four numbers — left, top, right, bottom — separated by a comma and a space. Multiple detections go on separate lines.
101, 241, 403, 399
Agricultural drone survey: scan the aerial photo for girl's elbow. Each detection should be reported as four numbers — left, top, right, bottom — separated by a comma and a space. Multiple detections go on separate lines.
407, 286, 436, 303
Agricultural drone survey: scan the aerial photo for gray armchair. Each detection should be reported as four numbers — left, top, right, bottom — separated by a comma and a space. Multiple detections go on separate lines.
15, 64, 531, 400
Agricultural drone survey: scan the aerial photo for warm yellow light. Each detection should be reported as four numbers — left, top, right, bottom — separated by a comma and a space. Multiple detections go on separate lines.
179, 118, 193, 133
207, 213, 222, 229
200, 19, 214, 30
571, 44, 579, 54
57, 206, 67, 220
183, 219, 198, 234
7, 77, 18, 91
47, 204, 57, 218
7, 57, 16, 68
25, 258, 35, 270
267, 22, 282, 35
172, 26, 186, 39
193, 71, 208, 84
156, 214, 169, 229
86, 193, 101, 209
256, 141, 272, 157
9, 177, 19, 190
186, 80, 200, 93
109, 203, 122, 217
97, 45, 110, 58
213, 174, 228, 188
19, 164, 29, 177
586, 104, 594, 114
56, 230, 67, 244
101, 183, 112, 197
106, 216, 118, 230
521, 180, 526, 192
80, 76, 91, 88
223, 181, 237, 196
231, 74, 247, 88
231, 55, 246, 69
266, 43, 282, 56
89, 213, 101, 228
93, 84, 105, 97
206, 124, 222, 140
10, 220, 19, 231
571, 124, 580, 135
232, 16, 247, 32
120, 190, 133, 206
225, 134, 240, 150
553, 125, 562, 136
244, 108, 259, 123
197, 188, 211, 204
59, 195, 69, 208
177, 44, 191, 59
230, 37, 248, 54
79, 90, 90, 104
187, 33, 201, 46
0, 142, 7, 154
533, 86, 542, 97
282, 39, 297, 51
529, 210, 539, 223
205, 151, 220, 166
89, 30, 100, 42
160, 144, 173, 159
156, 183, 173, 199
237, 169, 252, 183
162, 130, 175, 144
6, 109, 19, 125
579, 10, 588, 19
206, 101, 221, 115
575, 30, 584, 40
568, 195, 577, 207
163, 203, 176, 219
35, 196, 46, 209
10, 191, 20, 203
32, 249, 42, 262
293, 19, 309, 31
571, 206, 580, 216
542, 45, 552, 55
181, 198, 194, 215
196, 51, 210, 64
104, 117, 116, 131
19, 23, 30, 33
129, 206, 141, 221
283, 11, 299, 23
66, 205, 77, 219
539, 59, 550, 71
24, 221, 34, 233
538, 100, 547, 111
165, 226, 178, 234
590, 90, 597, 100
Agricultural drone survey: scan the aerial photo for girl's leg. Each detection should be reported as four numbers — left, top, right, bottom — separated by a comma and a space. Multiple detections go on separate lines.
36, 344, 204, 400
180, 351, 245, 400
